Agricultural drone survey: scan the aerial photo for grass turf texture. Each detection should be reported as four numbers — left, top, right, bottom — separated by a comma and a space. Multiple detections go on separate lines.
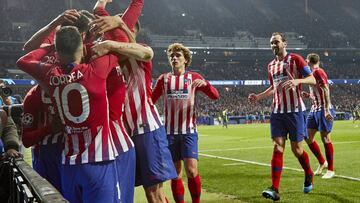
24, 120, 360, 202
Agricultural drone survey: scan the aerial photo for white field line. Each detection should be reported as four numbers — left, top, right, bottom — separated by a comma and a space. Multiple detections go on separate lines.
199, 153, 360, 182
199, 140, 360, 152
223, 163, 246, 166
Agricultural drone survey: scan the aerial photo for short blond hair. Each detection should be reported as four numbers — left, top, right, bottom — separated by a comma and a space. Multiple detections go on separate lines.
167, 43, 192, 68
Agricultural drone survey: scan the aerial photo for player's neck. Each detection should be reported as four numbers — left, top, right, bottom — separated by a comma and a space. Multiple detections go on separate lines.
276, 51, 287, 61
172, 67, 185, 76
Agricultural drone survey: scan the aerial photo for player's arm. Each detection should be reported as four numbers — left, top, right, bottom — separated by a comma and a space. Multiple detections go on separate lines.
90, 0, 143, 34
152, 74, 165, 104
248, 85, 274, 103
91, 54, 119, 79
282, 55, 316, 90
17, 45, 54, 76
194, 75, 220, 100
21, 92, 50, 147
91, 40, 153, 61
23, 10, 80, 52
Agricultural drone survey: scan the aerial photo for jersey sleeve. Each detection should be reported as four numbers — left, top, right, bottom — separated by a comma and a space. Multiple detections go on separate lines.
91, 54, 119, 79
194, 73, 220, 100
21, 87, 51, 147
152, 74, 165, 104
122, 0, 144, 31
95, 5, 129, 43
42, 30, 56, 45
16, 45, 54, 84
294, 54, 312, 77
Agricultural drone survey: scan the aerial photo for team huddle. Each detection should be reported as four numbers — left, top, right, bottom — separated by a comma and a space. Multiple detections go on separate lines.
16, 0, 219, 203
15, 0, 335, 202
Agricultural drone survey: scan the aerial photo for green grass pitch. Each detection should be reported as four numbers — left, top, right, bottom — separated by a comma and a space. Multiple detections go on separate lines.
23, 120, 360, 202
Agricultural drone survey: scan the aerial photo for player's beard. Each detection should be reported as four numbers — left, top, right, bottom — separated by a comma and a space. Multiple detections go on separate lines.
273, 47, 279, 56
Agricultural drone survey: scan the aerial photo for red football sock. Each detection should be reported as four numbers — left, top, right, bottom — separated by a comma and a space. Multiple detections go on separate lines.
298, 151, 313, 176
324, 143, 334, 171
188, 175, 201, 203
271, 150, 283, 190
308, 141, 326, 165
171, 179, 185, 203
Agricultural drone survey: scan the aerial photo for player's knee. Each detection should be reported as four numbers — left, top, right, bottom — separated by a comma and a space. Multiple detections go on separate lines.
290, 145, 303, 157
273, 144, 284, 153
320, 133, 332, 143
305, 137, 314, 145
145, 184, 160, 196
185, 166, 198, 178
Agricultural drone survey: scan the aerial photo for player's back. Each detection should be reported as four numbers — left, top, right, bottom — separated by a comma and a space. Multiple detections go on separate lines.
18, 51, 120, 165
50, 60, 117, 165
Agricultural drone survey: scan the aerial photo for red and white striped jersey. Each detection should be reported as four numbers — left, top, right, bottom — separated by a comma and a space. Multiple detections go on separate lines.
121, 57, 162, 136
309, 67, 332, 112
22, 85, 63, 147
106, 67, 134, 155
152, 71, 219, 135
268, 53, 311, 114
17, 46, 119, 165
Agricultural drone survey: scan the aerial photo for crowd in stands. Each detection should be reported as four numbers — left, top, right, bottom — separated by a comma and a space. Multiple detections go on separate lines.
1, 0, 360, 119
1, 0, 360, 48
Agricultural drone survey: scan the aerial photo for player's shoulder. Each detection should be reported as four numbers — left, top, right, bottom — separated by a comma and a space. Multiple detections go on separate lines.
314, 67, 328, 77
25, 85, 41, 98
23, 85, 42, 104
289, 53, 305, 62
188, 71, 204, 78
268, 59, 277, 67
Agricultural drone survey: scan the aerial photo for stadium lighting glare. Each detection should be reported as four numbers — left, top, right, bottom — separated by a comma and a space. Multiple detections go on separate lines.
181, 13, 186, 17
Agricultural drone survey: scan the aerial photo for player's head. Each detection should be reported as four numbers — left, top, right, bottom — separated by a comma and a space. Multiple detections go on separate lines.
270, 32, 287, 57
62, 10, 95, 42
167, 43, 192, 70
55, 26, 83, 63
306, 53, 320, 67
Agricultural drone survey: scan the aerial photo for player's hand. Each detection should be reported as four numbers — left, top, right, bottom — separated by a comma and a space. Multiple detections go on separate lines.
324, 109, 334, 121
301, 91, 310, 98
192, 79, 207, 88
248, 93, 259, 103
281, 79, 299, 91
6, 149, 22, 158
55, 9, 80, 25
89, 15, 124, 35
91, 40, 112, 60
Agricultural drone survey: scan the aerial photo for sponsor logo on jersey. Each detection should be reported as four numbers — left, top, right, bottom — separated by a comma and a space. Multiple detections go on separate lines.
167, 89, 189, 99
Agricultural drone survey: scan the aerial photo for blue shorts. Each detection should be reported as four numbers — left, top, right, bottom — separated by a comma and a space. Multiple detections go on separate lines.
115, 147, 136, 203
270, 111, 307, 142
132, 127, 177, 187
167, 133, 199, 161
61, 160, 119, 203
307, 109, 335, 132
35, 143, 62, 191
